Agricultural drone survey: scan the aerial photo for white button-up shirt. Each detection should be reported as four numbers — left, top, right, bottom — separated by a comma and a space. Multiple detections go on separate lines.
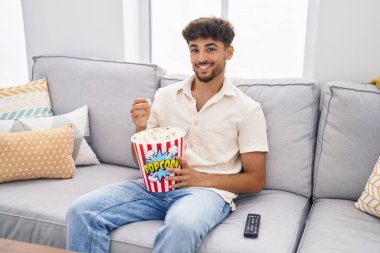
148, 76, 269, 210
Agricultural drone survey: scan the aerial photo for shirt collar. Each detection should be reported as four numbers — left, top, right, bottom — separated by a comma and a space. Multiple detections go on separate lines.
179, 75, 236, 98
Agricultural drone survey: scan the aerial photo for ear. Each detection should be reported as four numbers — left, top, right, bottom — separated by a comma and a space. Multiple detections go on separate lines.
226, 46, 234, 60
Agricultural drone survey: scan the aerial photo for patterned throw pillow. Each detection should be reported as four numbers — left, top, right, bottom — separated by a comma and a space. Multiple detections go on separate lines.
0, 105, 99, 166
0, 124, 75, 183
0, 79, 52, 120
355, 155, 380, 218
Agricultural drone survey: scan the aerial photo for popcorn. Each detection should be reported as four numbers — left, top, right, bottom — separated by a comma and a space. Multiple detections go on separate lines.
131, 127, 186, 144
131, 127, 186, 192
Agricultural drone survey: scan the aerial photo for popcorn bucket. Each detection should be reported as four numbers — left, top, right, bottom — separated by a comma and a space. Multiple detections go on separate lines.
131, 127, 186, 192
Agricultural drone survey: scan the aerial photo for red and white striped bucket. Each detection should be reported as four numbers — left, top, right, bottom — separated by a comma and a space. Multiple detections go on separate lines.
131, 127, 186, 192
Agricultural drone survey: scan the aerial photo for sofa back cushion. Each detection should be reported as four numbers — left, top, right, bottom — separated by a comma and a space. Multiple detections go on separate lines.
32, 56, 164, 167
314, 82, 380, 200
161, 75, 320, 198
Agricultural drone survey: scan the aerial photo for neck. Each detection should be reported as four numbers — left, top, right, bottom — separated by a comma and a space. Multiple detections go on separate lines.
192, 71, 225, 95
191, 71, 225, 112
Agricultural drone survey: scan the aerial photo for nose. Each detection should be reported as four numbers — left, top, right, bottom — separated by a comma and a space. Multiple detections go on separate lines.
197, 50, 209, 63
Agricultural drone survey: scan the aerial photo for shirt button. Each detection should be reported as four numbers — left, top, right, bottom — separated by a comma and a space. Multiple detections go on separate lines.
188, 143, 193, 148
194, 121, 198, 126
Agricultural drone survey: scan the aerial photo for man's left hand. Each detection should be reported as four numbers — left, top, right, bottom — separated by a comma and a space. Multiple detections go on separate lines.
166, 156, 210, 189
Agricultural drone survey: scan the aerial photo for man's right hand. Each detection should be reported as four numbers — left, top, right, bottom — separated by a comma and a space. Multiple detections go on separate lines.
130, 98, 151, 132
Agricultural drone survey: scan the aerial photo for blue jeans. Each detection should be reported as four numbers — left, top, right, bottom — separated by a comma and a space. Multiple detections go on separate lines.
66, 179, 231, 253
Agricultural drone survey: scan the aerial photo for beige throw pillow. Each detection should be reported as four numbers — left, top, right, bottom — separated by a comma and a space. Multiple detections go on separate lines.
0, 79, 52, 120
0, 124, 76, 183
355, 155, 380, 218
0, 105, 99, 166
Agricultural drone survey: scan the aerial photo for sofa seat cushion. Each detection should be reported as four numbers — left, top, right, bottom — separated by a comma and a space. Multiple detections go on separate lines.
108, 190, 310, 253
0, 164, 140, 248
1, 174, 309, 252
297, 199, 380, 253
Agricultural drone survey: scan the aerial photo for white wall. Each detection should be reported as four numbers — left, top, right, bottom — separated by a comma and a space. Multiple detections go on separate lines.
21, 0, 125, 79
304, 0, 380, 85
21, 0, 380, 83
122, 0, 150, 63
0, 0, 28, 86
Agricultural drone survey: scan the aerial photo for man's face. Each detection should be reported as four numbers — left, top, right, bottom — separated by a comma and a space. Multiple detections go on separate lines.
188, 38, 233, 83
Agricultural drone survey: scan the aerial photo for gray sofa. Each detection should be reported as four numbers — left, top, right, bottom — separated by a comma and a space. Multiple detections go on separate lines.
0, 55, 379, 253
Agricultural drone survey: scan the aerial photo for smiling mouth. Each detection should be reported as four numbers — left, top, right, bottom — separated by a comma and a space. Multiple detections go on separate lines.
196, 63, 213, 71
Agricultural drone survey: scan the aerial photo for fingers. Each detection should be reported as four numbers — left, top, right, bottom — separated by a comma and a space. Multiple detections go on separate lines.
130, 109, 148, 118
130, 99, 151, 118
132, 98, 151, 107
130, 104, 150, 114
166, 172, 188, 190
130, 98, 151, 129
166, 167, 184, 175
176, 156, 189, 168
166, 174, 183, 182
169, 181, 186, 189
132, 102, 150, 111
166, 168, 185, 179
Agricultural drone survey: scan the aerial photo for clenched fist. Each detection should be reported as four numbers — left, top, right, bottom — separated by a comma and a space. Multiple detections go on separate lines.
130, 98, 151, 132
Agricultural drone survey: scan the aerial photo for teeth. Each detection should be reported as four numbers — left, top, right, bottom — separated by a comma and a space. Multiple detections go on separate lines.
199, 65, 211, 69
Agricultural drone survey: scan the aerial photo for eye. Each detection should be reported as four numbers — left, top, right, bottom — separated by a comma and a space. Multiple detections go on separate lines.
207, 48, 216, 53
190, 48, 199, 54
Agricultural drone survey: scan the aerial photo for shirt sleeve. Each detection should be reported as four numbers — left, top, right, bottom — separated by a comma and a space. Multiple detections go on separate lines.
238, 102, 269, 153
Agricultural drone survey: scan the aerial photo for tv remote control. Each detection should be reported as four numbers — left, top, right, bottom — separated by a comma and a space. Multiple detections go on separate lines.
244, 213, 261, 238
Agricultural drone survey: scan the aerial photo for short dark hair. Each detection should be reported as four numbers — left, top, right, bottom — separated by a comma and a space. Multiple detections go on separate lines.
182, 17, 235, 47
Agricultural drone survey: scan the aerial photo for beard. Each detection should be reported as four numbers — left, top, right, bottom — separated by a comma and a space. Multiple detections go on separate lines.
194, 68, 218, 83
193, 61, 226, 83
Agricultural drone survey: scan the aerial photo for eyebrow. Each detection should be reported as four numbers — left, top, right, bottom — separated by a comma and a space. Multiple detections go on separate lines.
189, 42, 219, 48
205, 43, 218, 47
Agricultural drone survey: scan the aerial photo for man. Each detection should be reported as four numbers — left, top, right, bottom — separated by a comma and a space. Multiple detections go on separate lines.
66, 17, 268, 253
